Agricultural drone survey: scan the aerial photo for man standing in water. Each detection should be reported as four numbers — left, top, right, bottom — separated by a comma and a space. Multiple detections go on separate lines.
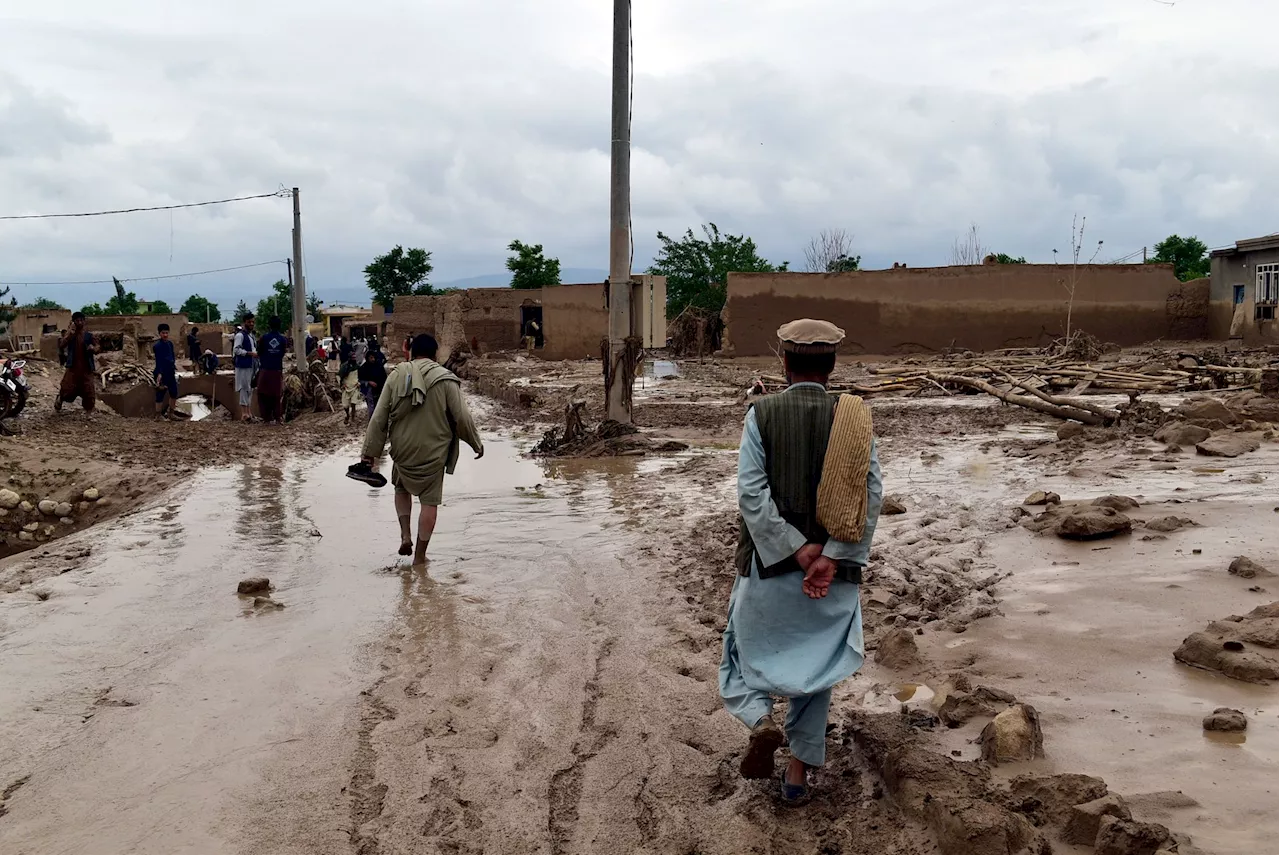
351, 334, 483, 564
54, 311, 97, 414
233, 313, 257, 421
719, 319, 883, 804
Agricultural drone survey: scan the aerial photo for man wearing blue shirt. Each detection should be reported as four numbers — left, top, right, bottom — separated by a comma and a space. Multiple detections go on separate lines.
256, 315, 289, 424
719, 318, 883, 804
152, 323, 179, 419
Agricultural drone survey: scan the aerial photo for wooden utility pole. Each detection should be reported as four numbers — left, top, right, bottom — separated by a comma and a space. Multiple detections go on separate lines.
604, 0, 633, 423
291, 188, 307, 365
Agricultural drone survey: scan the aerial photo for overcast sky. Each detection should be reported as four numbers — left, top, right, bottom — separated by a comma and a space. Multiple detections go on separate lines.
1, 0, 1276, 308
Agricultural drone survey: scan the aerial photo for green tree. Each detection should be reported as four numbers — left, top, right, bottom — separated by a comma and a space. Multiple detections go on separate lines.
506, 240, 561, 289
254, 279, 322, 330
24, 297, 65, 310
648, 223, 787, 315
104, 290, 140, 315
992, 253, 1028, 264
826, 254, 861, 272
146, 299, 173, 314
364, 245, 434, 310
80, 303, 105, 316
1148, 234, 1209, 281
233, 300, 251, 322
180, 294, 221, 323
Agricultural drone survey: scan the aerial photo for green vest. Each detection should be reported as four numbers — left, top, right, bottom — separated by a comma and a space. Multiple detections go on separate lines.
734, 384, 862, 584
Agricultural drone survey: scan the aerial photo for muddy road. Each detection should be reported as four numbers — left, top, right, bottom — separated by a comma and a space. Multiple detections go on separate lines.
0, 433, 913, 855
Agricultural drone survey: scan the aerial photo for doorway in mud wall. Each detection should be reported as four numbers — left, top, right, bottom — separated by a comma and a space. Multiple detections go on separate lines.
520, 305, 544, 349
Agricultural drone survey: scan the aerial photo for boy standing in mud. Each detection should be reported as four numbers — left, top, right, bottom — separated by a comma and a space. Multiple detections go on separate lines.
54, 311, 97, 414
719, 319, 883, 804
153, 323, 179, 419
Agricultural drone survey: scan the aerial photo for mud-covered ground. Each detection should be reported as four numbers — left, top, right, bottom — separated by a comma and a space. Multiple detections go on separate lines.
0, 352, 1276, 855
0, 356, 364, 563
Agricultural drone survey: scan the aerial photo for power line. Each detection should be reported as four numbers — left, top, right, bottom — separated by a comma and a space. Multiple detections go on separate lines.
0, 189, 291, 221
0, 259, 289, 287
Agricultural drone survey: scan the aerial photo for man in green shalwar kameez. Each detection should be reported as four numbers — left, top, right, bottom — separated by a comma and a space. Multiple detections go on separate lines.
358, 334, 484, 563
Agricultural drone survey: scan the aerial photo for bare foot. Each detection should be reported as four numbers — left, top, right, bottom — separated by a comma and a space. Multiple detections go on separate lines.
398, 541, 412, 556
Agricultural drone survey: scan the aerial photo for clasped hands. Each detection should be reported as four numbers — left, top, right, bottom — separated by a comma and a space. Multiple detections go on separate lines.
795, 543, 835, 600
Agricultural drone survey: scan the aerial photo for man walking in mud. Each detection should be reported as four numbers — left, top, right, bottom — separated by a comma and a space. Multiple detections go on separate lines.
719, 319, 883, 804
54, 311, 97, 415
351, 333, 483, 564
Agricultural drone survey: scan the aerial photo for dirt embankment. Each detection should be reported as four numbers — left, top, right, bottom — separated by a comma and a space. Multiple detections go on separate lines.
0, 358, 363, 565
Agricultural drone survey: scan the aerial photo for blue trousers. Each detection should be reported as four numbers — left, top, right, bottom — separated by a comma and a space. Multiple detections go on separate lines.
720, 632, 834, 767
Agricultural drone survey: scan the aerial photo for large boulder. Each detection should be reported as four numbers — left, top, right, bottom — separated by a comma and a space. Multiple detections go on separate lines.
1055, 507, 1133, 540
1195, 434, 1261, 458
1173, 628, 1278, 684
1202, 707, 1247, 732
1228, 556, 1272, 579
1009, 773, 1108, 830
1153, 422, 1211, 447
0, 489, 19, 510
874, 627, 922, 670
236, 577, 272, 595
1224, 391, 1278, 423
1174, 397, 1238, 425
1064, 793, 1132, 845
979, 704, 1044, 764
1144, 516, 1193, 533
925, 797, 1042, 855
1094, 815, 1175, 855
1091, 495, 1140, 511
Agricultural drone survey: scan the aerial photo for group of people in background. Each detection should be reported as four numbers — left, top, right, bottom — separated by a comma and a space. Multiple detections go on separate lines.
50, 310, 390, 425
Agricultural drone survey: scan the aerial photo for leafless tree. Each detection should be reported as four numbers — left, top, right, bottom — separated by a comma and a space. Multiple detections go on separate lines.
803, 228, 859, 273
1053, 214, 1104, 340
949, 224, 987, 266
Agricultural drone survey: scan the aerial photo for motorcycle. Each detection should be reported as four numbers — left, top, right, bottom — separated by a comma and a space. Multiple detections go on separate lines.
0, 357, 29, 417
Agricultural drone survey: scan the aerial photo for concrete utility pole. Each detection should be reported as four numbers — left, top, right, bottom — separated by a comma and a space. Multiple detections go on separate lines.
291, 188, 307, 365
604, 0, 634, 423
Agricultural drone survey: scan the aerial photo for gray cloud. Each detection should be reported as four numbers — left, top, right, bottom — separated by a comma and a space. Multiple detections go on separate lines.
0, 0, 1275, 310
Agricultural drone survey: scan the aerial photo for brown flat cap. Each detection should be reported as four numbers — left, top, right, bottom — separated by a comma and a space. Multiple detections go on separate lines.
777, 318, 845, 354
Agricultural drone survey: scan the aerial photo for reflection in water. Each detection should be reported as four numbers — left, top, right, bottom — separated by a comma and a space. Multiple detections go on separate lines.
233, 463, 288, 550
1203, 730, 1247, 746
398, 564, 461, 661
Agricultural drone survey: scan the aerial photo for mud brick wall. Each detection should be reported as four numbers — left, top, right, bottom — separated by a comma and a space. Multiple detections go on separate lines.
388, 289, 536, 362
541, 283, 607, 360
722, 264, 1197, 356
1166, 278, 1210, 341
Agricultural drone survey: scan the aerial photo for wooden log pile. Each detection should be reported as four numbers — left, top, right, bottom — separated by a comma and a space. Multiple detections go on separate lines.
751, 349, 1273, 425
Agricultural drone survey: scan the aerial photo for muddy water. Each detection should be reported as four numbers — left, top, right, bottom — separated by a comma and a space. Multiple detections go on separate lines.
0, 436, 846, 855
903, 429, 1280, 855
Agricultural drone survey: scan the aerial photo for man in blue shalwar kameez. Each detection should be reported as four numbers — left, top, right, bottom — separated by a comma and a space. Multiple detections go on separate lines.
719, 318, 883, 803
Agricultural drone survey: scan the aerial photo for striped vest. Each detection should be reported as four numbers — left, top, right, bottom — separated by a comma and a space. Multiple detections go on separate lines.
734, 384, 861, 584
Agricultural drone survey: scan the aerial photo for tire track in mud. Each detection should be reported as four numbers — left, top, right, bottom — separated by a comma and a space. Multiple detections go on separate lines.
547, 627, 618, 855
348, 682, 396, 855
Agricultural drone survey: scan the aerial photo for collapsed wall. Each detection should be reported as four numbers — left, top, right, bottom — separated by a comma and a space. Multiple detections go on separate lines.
722, 263, 1201, 356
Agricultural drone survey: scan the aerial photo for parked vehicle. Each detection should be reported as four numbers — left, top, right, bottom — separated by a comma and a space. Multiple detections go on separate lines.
0, 357, 29, 417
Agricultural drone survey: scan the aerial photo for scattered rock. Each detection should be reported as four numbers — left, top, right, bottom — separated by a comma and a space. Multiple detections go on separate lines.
938, 691, 998, 728
54, 502, 72, 518
1173, 605, 1279, 684
1174, 397, 1238, 425
1143, 516, 1193, 533
1223, 391, 1277, 423
18, 501, 33, 513
82, 487, 100, 501
17, 531, 32, 541
0, 488, 19, 510
59, 517, 73, 525
1009, 773, 1108, 829
1094, 815, 1175, 855
1064, 794, 1133, 846
21, 522, 38, 532
1228, 556, 1272, 579
1023, 491, 1061, 506
926, 796, 1042, 855
1202, 707, 1247, 732
1056, 422, 1086, 441
972, 685, 1017, 705
875, 627, 922, 670
237, 577, 272, 595
1055, 508, 1133, 540
979, 704, 1044, 764
882, 495, 907, 515
37, 500, 57, 515
1091, 495, 1139, 511
1195, 434, 1261, 458
1153, 422, 1211, 447
252, 596, 286, 610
